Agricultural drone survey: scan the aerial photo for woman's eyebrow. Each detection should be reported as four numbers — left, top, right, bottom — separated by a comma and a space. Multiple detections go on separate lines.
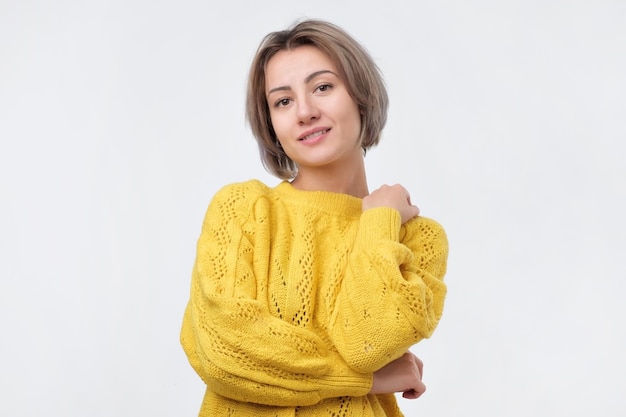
267, 85, 291, 95
305, 69, 336, 83
267, 70, 337, 96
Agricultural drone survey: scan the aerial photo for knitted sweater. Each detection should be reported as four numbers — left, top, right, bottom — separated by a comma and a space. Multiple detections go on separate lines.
180, 180, 448, 417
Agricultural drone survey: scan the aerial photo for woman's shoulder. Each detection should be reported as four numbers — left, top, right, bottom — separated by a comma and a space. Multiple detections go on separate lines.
404, 215, 448, 245
216, 179, 272, 195
210, 179, 275, 209
201, 180, 276, 226
413, 215, 445, 231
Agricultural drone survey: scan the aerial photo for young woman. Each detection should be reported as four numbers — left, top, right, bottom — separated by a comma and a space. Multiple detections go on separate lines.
180, 19, 449, 417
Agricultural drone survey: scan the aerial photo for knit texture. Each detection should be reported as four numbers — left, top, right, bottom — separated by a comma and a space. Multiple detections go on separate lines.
180, 180, 448, 416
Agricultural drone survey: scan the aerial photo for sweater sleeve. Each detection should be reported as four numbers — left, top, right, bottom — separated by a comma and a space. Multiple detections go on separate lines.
329, 207, 448, 373
180, 183, 372, 407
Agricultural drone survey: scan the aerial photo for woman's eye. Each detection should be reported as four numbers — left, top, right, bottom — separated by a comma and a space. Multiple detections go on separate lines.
275, 98, 290, 107
317, 84, 331, 92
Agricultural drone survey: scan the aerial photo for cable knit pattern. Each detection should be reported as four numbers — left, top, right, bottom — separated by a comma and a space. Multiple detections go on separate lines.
180, 180, 448, 416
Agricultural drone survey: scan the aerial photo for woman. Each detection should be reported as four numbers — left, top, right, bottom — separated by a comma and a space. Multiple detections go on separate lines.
180, 19, 448, 417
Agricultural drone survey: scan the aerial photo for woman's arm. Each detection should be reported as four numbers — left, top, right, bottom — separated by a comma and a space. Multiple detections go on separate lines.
329, 185, 448, 373
180, 183, 372, 407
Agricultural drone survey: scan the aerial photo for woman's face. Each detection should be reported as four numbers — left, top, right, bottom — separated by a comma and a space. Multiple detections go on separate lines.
265, 45, 362, 175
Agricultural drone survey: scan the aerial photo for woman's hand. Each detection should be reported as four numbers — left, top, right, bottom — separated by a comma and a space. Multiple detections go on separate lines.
370, 352, 426, 399
362, 184, 419, 224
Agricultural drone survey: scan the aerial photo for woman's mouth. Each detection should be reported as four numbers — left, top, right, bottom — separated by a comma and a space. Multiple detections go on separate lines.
299, 128, 330, 141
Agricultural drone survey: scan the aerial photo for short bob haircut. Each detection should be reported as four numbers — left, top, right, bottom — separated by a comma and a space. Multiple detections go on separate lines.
246, 19, 389, 180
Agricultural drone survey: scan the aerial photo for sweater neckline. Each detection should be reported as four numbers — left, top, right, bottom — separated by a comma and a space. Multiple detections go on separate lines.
273, 181, 363, 217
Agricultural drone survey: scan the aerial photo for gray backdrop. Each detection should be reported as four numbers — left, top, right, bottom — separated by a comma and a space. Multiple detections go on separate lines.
1, 0, 624, 415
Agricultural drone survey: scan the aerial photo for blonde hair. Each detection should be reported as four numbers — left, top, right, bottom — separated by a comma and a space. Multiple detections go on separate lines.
246, 19, 389, 179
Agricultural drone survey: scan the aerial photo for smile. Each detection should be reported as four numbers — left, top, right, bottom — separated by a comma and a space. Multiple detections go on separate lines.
299, 128, 330, 141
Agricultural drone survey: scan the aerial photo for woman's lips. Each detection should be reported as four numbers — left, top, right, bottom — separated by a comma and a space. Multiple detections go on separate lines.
299, 128, 330, 141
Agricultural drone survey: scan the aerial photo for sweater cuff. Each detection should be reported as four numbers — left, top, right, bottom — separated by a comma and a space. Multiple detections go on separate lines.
358, 207, 402, 243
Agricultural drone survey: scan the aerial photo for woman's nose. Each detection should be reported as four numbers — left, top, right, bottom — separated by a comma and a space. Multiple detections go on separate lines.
296, 96, 320, 124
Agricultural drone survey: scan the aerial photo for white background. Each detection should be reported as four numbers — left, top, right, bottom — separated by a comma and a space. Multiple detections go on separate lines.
1, 0, 625, 415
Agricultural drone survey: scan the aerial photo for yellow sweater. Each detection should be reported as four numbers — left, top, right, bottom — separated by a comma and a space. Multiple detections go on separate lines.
181, 180, 448, 416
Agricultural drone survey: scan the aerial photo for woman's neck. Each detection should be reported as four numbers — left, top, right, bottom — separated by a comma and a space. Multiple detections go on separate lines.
290, 161, 369, 198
